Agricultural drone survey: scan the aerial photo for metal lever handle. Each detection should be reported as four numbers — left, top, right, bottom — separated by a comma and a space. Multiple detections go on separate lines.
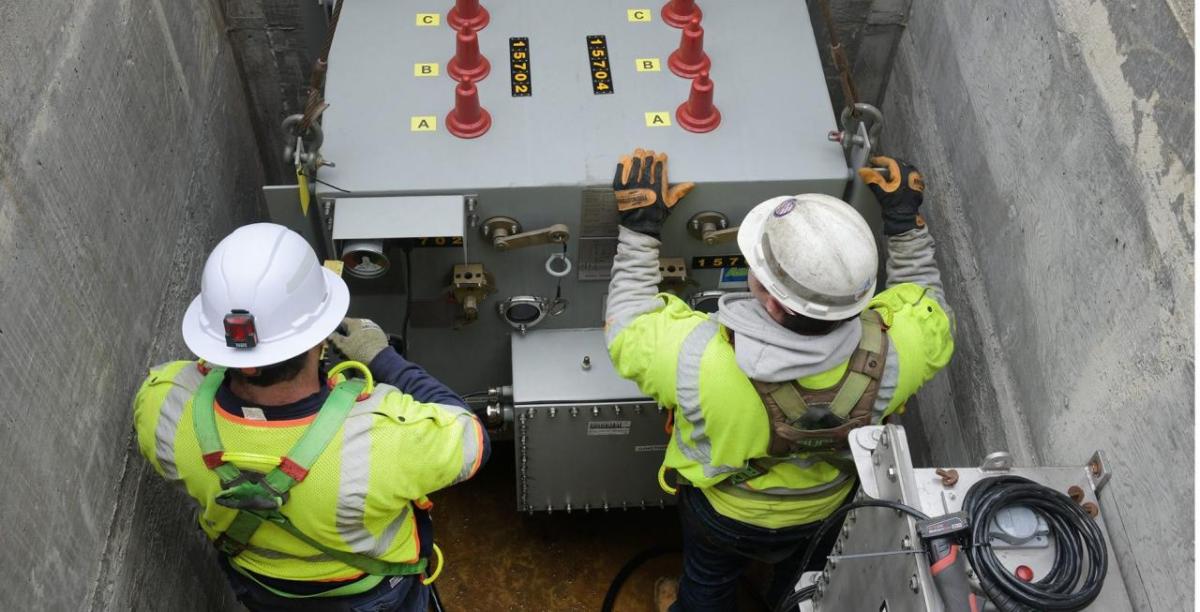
687, 211, 739, 245
701, 226, 739, 246
493, 224, 570, 251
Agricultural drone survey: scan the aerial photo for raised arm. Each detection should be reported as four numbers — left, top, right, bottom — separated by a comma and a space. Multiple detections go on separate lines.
859, 156, 954, 321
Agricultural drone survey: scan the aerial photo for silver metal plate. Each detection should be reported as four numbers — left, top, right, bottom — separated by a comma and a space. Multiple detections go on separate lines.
516, 401, 670, 512
332, 195, 464, 240
511, 327, 646, 403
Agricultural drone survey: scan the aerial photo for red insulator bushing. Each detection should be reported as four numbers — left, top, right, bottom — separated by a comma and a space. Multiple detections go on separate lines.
661, 0, 701, 28
447, 0, 489, 31
668, 18, 710, 78
676, 70, 721, 133
446, 78, 492, 139
447, 28, 491, 82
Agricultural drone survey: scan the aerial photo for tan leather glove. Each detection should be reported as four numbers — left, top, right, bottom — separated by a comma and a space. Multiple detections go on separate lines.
612, 148, 695, 237
858, 155, 926, 235
327, 318, 389, 364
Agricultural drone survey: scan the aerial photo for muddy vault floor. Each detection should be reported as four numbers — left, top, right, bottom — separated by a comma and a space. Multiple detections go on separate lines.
427, 445, 768, 611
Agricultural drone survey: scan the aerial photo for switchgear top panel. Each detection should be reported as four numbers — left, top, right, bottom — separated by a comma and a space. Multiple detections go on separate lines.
316, 0, 849, 195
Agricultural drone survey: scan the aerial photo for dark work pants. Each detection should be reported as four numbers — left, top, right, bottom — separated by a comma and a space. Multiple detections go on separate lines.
670, 486, 844, 612
219, 557, 429, 612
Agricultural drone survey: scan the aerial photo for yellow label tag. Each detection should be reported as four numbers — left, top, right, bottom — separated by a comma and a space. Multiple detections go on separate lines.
415, 13, 440, 26
645, 112, 672, 127
627, 8, 652, 22
296, 167, 311, 215
414, 62, 440, 77
635, 58, 661, 72
323, 260, 345, 277
411, 116, 438, 132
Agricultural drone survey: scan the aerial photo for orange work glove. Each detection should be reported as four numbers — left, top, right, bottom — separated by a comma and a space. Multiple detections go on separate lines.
612, 149, 695, 238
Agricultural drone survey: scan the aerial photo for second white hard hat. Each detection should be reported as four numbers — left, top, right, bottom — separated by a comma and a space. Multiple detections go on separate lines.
181, 223, 349, 368
737, 194, 877, 321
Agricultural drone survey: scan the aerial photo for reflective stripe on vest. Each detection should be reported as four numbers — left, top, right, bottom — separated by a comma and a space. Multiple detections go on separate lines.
153, 364, 204, 479
446, 403, 485, 484
673, 320, 743, 479
336, 385, 412, 557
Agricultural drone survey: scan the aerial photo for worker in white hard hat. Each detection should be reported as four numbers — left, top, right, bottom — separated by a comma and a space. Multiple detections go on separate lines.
604, 150, 954, 611
132, 223, 488, 611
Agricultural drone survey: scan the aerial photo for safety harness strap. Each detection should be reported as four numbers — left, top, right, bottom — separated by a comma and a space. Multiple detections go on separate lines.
730, 311, 890, 488
190, 367, 427, 583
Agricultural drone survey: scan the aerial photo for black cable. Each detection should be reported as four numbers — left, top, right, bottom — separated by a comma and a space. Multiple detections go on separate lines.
298, 168, 354, 193
311, 176, 353, 193
429, 582, 445, 612
962, 476, 1107, 611
599, 545, 679, 612
774, 499, 929, 612
399, 245, 413, 357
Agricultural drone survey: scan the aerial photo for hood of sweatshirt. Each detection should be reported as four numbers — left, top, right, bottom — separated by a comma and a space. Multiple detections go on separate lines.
715, 292, 861, 382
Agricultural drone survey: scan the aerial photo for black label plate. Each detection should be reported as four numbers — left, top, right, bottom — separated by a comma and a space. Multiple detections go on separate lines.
509, 37, 532, 97
586, 35, 613, 94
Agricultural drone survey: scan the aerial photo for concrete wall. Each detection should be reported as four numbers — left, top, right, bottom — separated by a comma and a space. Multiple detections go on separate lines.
221, 0, 326, 185
0, 1, 262, 609
882, 1, 1193, 609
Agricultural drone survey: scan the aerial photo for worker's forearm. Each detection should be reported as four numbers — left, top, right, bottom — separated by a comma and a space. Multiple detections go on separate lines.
605, 226, 664, 345
369, 348, 469, 410
885, 227, 952, 316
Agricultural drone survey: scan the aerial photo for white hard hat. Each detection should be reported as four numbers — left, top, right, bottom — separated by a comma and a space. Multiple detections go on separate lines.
737, 194, 877, 321
182, 223, 349, 368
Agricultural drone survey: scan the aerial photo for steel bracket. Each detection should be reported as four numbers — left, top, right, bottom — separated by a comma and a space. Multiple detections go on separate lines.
979, 451, 1013, 472
1087, 449, 1112, 493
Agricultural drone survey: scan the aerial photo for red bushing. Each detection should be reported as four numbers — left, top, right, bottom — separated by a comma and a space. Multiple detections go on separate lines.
448, 0, 489, 31
668, 18, 710, 79
448, 28, 490, 82
661, 0, 701, 28
676, 71, 721, 133
446, 78, 492, 139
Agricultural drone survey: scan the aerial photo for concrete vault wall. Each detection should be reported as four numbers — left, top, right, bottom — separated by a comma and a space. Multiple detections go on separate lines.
883, 1, 1194, 609
0, 0, 263, 609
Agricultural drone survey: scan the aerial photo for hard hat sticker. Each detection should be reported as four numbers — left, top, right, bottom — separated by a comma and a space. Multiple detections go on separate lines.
773, 198, 797, 217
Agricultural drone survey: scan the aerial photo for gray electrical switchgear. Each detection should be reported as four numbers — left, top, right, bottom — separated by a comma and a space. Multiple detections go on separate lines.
277, 0, 856, 512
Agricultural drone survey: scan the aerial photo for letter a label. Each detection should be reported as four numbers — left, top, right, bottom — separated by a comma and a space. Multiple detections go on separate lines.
645, 112, 672, 127
411, 116, 437, 132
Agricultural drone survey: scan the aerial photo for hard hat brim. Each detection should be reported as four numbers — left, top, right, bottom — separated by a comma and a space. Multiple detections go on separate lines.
181, 267, 350, 368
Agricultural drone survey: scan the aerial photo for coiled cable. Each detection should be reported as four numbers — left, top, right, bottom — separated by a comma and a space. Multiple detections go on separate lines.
962, 476, 1107, 611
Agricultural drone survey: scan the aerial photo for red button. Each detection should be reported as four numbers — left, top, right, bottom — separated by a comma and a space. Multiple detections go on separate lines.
1015, 565, 1034, 582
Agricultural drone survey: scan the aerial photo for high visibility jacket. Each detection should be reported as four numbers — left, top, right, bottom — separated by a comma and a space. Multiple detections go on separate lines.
133, 361, 486, 582
605, 227, 954, 529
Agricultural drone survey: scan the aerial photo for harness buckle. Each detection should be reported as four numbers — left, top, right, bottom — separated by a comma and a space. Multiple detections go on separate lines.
215, 471, 290, 511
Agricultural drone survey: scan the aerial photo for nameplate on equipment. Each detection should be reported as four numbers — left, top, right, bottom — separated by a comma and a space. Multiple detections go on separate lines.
692, 255, 744, 269
587, 420, 632, 436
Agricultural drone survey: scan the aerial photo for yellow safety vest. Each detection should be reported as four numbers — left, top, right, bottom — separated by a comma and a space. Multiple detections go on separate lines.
607, 283, 953, 528
133, 361, 485, 582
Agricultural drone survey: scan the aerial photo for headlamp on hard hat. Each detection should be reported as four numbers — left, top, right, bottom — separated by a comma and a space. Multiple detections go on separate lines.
223, 310, 259, 349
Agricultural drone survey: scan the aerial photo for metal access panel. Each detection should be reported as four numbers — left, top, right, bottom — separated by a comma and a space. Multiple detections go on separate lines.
310, 0, 852, 395
797, 426, 1132, 611
512, 328, 671, 512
